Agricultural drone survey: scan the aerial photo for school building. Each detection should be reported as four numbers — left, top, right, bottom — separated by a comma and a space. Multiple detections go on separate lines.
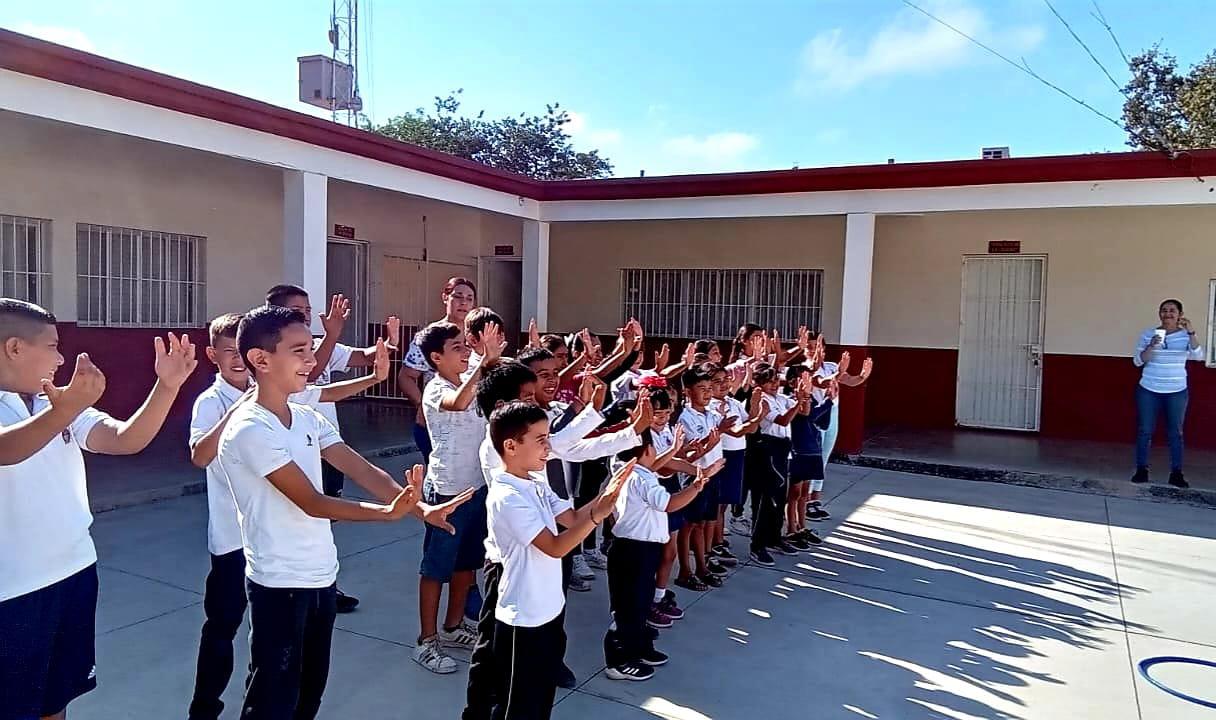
3, 28, 1215, 459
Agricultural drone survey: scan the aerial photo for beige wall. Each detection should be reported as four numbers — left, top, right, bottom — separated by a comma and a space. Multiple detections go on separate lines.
326, 180, 522, 323
548, 217, 846, 338
0, 111, 283, 323
871, 206, 1216, 356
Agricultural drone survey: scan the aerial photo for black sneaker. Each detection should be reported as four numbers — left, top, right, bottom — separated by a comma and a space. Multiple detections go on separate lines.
606, 661, 655, 682
807, 503, 831, 521
800, 529, 824, 546
675, 575, 710, 592
712, 546, 740, 566
786, 534, 812, 552
699, 572, 724, 588
770, 540, 799, 556
1168, 471, 1189, 489
749, 548, 776, 566
335, 589, 359, 614
1130, 467, 1149, 484
706, 558, 729, 576
639, 648, 670, 666
556, 663, 577, 689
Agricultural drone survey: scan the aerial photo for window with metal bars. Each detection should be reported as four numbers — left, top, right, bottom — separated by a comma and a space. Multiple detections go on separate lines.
621, 268, 823, 340
75, 223, 206, 327
1, 214, 52, 307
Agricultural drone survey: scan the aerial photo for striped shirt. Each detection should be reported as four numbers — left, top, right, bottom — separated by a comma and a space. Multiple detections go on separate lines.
1133, 327, 1204, 394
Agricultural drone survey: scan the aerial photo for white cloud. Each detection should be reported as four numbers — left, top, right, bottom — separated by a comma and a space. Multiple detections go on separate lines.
797, 0, 1043, 91
564, 111, 623, 149
15, 23, 96, 52
659, 132, 760, 173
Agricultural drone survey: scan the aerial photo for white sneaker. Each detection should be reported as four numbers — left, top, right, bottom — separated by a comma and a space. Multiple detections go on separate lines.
439, 624, 478, 651
413, 636, 457, 674
461, 616, 479, 634
572, 554, 596, 580
730, 515, 752, 537
584, 548, 608, 570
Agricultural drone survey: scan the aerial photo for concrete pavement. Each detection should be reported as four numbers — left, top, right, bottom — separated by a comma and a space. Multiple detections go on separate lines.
72, 461, 1216, 719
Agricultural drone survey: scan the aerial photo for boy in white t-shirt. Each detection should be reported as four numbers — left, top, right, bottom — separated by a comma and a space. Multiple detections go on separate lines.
483, 401, 633, 720
463, 306, 506, 380
414, 319, 502, 674
265, 284, 401, 613
217, 305, 468, 719
0, 298, 197, 720
185, 312, 392, 720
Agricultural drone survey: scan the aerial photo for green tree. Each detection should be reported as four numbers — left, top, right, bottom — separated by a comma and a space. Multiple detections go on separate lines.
1122, 46, 1216, 151
369, 90, 613, 180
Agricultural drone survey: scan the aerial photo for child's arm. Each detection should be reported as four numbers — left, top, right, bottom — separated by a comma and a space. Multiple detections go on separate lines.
265, 459, 418, 522
317, 340, 391, 402
658, 342, 696, 380
339, 316, 402, 369
840, 357, 873, 387
652, 426, 686, 470
664, 462, 721, 512
309, 294, 349, 382
0, 354, 105, 466
84, 334, 199, 456
536, 460, 635, 558
439, 323, 503, 411
190, 389, 254, 468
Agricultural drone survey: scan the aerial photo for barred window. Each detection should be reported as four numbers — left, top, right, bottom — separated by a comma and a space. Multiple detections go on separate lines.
1, 214, 52, 306
76, 223, 206, 327
621, 268, 823, 340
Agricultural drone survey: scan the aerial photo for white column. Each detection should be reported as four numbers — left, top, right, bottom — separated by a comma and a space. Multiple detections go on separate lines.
282, 170, 328, 332
840, 213, 875, 346
521, 220, 550, 331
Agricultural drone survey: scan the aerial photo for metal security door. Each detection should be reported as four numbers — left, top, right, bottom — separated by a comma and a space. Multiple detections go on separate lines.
955, 255, 1046, 431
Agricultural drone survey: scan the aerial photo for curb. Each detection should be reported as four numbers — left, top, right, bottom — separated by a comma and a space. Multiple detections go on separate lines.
90, 442, 422, 514
837, 454, 1216, 508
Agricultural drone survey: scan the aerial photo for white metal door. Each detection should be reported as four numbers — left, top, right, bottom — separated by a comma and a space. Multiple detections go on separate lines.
478, 257, 523, 345
955, 255, 1046, 431
325, 239, 368, 350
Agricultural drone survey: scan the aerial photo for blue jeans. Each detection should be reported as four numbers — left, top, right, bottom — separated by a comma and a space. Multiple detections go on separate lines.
1135, 385, 1188, 471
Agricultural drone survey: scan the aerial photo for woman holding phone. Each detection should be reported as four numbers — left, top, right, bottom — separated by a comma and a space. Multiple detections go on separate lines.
1131, 298, 1205, 487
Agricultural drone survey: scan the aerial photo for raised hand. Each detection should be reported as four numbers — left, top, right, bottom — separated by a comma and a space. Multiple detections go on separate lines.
748, 386, 764, 414
593, 458, 637, 520
837, 350, 851, 376
321, 294, 350, 336
482, 322, 505, 362
697, 458, 726, 486
857, 357, 874, 382
672, 424, 686, 452
154, 333, 198, 389
1180, 316, 1193, 333
750, 334, 767, 362
704, 427, 721, 450
630, 387, 653, 431
372, 338, 391, 381
717, 414, 738, 431
384, 315, 401, 350
827, 379, 841, 402
528, 318, 541, 348
589, 376, 607, 411
423, 484, 477, 534
43, 353, 106, 414
768, 330, 781, 355
682, 342, 696, 367
655, 343, 671, 370
386, 465, 423, 520
577, 374, 597, 407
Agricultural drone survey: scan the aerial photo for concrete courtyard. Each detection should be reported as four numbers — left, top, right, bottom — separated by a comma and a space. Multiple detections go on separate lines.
72, 461, 1216, 719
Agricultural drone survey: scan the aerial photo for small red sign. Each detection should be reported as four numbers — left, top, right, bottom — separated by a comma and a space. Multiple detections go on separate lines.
333, 224, 356, 239
988, 240, 1021, 254
494, 245, 515, 256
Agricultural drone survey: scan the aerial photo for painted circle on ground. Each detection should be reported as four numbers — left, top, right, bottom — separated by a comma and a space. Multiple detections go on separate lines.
1138, 656, 1216, 709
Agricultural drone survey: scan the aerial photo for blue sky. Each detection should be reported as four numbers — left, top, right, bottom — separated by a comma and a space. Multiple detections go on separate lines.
4, 0, 1215, 177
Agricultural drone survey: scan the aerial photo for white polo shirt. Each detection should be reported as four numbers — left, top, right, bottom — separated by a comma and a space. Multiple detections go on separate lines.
311, 338, 353, 429
678, 405, 724, 470
0, 393, 109, 601
760, 392, 797, 440
487, 468, 572, 627
218, 401, 342, 589
651, 424, 676, 478
712, 396, 749, 452
191, 375, 324, 557
611, 463, 671, 543
422, 375, 487, 496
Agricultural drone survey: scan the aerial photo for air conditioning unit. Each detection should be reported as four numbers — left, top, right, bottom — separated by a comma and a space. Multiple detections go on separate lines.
298, 55, 361, 111
981, 146, 1011, 160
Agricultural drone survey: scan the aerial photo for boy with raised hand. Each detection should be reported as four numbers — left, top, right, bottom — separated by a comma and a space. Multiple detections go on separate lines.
483, 401, 635, 720
464, 307, 507, 378
265, 284, 401, 613
415, 318, 503, 674
185, 312, 393, 720
0, 298, 197, 720
218, 305, 468, 719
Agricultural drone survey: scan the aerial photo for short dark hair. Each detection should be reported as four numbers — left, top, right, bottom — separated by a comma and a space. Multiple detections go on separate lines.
617, 427, 654, 462
465, 307, 504, 340
417, 321, 463, 371
516, 346, 554, 369
490, 401, 549, 455
0, 298, 56, 344
265, 284, 309, 307
208, 312, 243, 346
237, 305, 308, 372
476, 359, 538, 417
1161, 298, 1184, 313
785, 363, 811, 389
694, 339, 717, 356
540, 334, 568, 354
648, 388, 672, 410
571, 332, 599, 354
442, 277, 477, 298
753, 362, 779, 386
681, 362, 717, 388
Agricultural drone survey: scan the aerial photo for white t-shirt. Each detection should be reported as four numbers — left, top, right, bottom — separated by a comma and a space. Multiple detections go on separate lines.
611, 463, 671, 543
610, 370, 641, 404
712, 396, 749, 452
0, 393, 109, 601
650, 424, 676, 478
479, 423, 575, 564
678, 405, 724, 470
218, 401, 343, 589
190, 376, 324, 556
487, 468, 572, 627
422, 375, 487, 495
311, 338, 353, 429
812, 361, 838, 405
760, 392, 797, 440
460, 351, 484, 383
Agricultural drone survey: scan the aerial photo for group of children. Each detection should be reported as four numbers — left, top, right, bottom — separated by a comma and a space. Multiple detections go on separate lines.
0, 278, 872, 720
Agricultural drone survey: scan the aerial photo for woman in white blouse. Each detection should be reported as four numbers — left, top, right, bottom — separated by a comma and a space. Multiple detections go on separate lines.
1131, 299, 1205, 488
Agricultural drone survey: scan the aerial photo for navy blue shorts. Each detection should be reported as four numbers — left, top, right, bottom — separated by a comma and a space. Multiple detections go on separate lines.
421, 485, 488, 581
789, 453, 825, 484
0, 564, 99, 719
659, 474, 685, 533
681, 474, 720, 523
717, 449, 746, 506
